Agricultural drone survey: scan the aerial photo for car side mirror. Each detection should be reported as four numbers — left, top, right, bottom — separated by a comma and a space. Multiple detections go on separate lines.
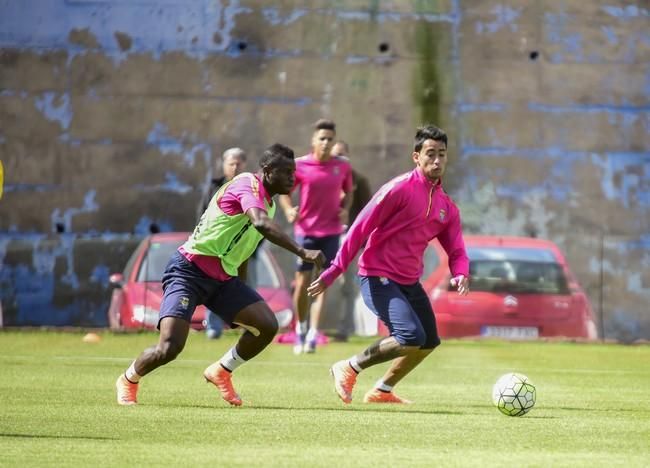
109, 273, 124, 288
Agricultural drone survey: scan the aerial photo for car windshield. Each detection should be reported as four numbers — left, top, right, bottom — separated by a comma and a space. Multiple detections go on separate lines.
463, 246, 570, 295
136, 239, 279, 288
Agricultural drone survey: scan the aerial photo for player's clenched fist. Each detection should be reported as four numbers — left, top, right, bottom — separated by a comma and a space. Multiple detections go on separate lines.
301, 249, 325, 269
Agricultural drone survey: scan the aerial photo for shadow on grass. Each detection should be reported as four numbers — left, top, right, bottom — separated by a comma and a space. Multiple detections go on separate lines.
158, 402, 463, 416
0, 433, 117, 440
544, 405, 649, 413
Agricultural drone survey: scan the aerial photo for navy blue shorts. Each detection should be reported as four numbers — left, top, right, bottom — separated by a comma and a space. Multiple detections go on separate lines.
158, 251, 264, 328
360, 276, 441, 349
296, 234, 340, 272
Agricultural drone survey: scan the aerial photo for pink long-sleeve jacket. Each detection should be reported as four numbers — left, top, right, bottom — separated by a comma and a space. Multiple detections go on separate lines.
320, 167, 469, 287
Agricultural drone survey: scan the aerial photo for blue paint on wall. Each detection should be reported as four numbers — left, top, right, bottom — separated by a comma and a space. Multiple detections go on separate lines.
33, 92, 72, 129
4, 184, 62, 193
133, 172, 194, 195
262, 8, 307, 26
475, 5, 521, 34
146, 122, 213, 167
50, 190, 99, 233
90, 265, 110, 288
601, 5, 649, 19
146, 122, 184, 155
590, 153, 650, 208
544, 11, 584, 62
458, 102, 507, 112
335, 10, 453, 23
134, 217, 174, 235
601, 26, 619, 46
529, 102, 650, 114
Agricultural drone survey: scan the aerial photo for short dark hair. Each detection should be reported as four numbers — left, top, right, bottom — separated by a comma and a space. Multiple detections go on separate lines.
414, 125, 447, 152
313, 118, 336, 133
259, 143, 295, 168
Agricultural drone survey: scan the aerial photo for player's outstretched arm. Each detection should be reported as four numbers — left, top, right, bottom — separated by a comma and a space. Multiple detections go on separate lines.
246, 207, 324, 267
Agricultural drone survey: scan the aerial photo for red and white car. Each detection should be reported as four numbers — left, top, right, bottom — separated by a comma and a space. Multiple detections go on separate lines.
421, 235, 598, 340
107, 232, 293, 331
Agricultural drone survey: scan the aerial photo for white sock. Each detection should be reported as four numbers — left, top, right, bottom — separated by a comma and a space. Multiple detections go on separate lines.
219, 347, 246, 372
295, 321, 308, 336
348, 356, 362, 374
306, 327, 318, 342
125, 361, 141, 383
375, 380, 393, 392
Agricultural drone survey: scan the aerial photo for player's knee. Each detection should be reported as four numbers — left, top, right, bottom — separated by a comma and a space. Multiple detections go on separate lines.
259, 312, 279, 337
395, 326, 427, 347
156, 340, 184, 363
235, 309, 278, 339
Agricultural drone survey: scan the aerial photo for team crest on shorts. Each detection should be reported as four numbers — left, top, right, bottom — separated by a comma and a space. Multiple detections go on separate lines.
439, 209, 446, 221
179, 296, 189, 309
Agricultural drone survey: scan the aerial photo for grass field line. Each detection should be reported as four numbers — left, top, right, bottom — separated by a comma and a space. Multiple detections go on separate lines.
1, 353, 648, 375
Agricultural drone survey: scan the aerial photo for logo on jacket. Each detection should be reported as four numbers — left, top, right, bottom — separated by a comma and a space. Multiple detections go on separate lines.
439, 209, 446, 221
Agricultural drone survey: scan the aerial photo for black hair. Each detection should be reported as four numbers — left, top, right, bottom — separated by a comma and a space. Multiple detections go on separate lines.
259, 143, 295, 168
313, 118, 336, 133
414, 125, 447, 152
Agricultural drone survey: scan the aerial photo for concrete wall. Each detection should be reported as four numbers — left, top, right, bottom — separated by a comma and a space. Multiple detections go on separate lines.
0, 0, 648, 339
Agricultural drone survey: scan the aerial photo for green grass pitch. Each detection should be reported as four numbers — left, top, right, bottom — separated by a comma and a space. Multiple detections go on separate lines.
1, 330, 649, 467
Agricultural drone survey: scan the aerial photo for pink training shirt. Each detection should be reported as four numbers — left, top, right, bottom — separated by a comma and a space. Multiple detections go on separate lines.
179, 173, 272, 280
292, 153, 353, 237
320, 167, 469, 286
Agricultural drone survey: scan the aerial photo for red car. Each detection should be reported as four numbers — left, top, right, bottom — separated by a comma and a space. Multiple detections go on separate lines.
107, 232, 293, 331
421, 235, 597, 340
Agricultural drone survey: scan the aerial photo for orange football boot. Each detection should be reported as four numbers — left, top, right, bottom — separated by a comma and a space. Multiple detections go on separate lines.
204, 363, 242, 406
329, 360, 358, 404
116, 374, 138, 406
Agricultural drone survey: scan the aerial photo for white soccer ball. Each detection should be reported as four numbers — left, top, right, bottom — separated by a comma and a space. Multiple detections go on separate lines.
492, 372, 536, 417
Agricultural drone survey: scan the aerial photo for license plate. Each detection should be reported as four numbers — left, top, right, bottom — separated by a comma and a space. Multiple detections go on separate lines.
481, 326, 539, 340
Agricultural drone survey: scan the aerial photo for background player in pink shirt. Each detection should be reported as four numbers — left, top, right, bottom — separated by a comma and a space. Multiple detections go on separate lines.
279, 119, 353, 354
308, 125, 470, 404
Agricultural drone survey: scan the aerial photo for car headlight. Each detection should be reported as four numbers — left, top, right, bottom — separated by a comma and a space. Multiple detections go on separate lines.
274, 308, 293, 328
133, 305, 160, 327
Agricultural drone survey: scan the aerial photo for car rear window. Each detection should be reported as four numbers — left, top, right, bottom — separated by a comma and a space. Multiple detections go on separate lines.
463, 247, 570, 295
137, 241, 181, 282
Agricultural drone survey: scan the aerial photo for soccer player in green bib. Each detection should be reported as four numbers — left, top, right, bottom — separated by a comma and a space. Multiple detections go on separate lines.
116, 143, 325, 406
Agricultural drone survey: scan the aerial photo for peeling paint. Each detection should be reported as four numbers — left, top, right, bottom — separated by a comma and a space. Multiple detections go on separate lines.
146, 122, 213, 167
262, 8, 307, 26
601, 5, 649, 19
50, 191, 99, 233
133, 172, 193, 195
134, 217, 173, 235
475, 5, 521, 34
90, 264, 110, 288
34, 92, 72, 129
